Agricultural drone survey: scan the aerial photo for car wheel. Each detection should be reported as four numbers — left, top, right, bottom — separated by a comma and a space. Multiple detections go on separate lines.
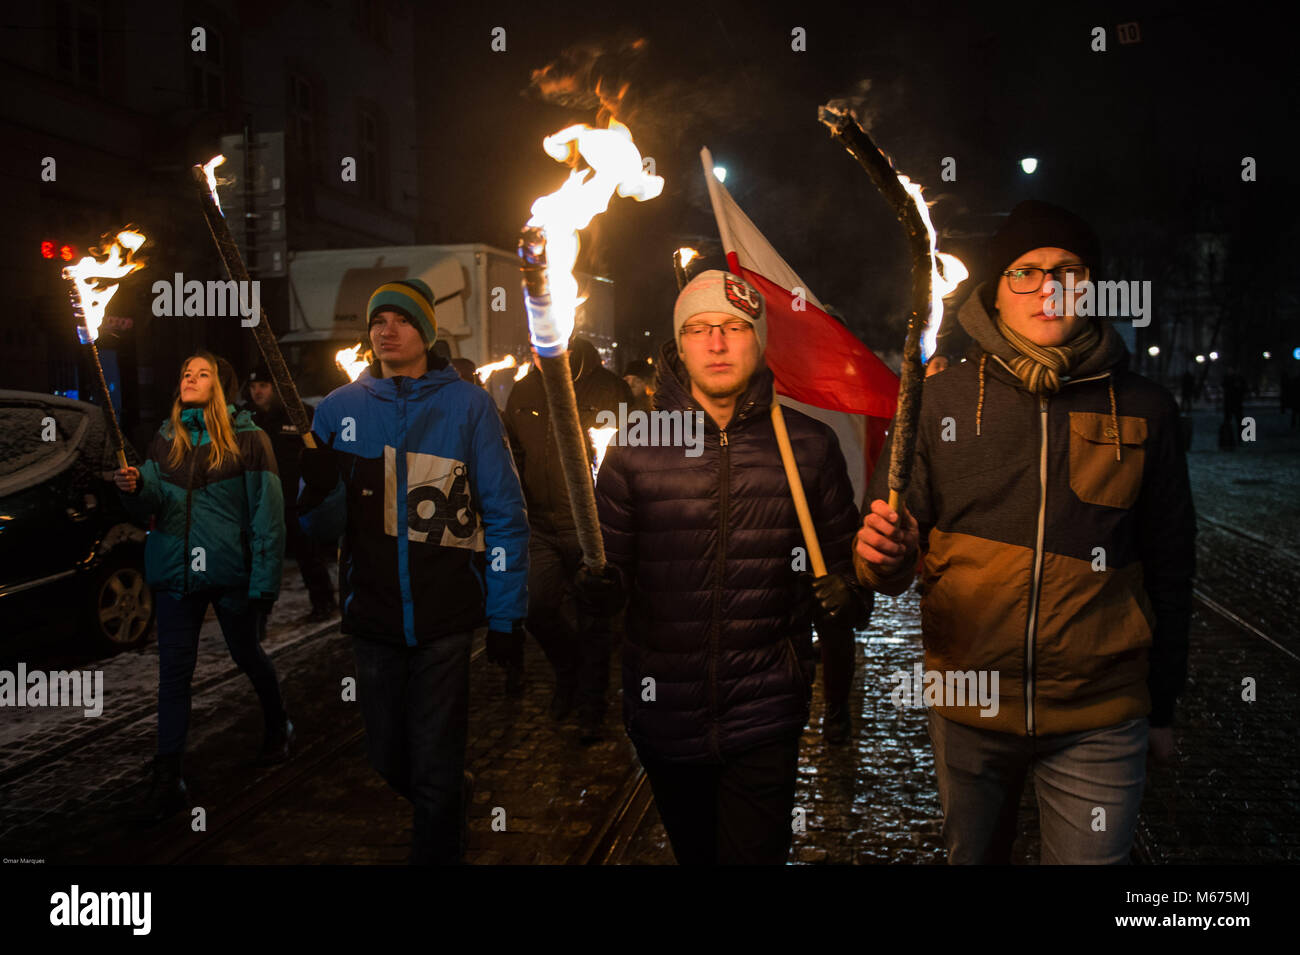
85, 554, 154, 652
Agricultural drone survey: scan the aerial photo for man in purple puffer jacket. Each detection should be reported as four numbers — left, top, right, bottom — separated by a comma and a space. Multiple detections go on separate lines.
584, 270, 871, 864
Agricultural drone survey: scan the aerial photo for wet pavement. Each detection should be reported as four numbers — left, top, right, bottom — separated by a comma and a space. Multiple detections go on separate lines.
1, 400, 1295, 864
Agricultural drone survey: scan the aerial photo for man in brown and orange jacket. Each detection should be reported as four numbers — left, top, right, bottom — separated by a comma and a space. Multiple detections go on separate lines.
855, 200, 1195, 864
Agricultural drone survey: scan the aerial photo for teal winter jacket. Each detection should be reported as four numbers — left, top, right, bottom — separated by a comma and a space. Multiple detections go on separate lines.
120, 405, 285, 600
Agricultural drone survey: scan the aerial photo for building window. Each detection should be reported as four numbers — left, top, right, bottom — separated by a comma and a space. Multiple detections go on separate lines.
289, 73, 317, 175
359, 107, 385, 205
190, 22, 225, 111
54, 0, 102, 90
354, 0, 387, 46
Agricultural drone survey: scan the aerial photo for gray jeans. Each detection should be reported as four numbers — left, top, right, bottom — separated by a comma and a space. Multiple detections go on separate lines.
928, 710, 1149, 864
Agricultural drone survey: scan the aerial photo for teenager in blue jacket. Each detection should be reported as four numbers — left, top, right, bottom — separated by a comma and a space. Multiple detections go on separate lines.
114, 352, 289, 825
298, 279, 529, 864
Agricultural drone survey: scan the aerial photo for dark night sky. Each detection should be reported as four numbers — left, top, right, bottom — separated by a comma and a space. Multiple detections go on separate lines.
417, 0, 1294, 361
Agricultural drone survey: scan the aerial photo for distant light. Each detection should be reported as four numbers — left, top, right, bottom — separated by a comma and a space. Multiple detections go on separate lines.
644, 330, 650, 337
1209, 351, 1219, 361
1293, 347, 1300, 361
713, 166, 727, 183
1147, 345, 1160, 357
1263, 350, 1271, 359
1020, 157, 1038, 174
1195, 354, 1206, 364
612, 342, 619, 348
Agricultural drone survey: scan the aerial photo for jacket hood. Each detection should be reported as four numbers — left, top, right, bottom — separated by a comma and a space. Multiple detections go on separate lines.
958, 282, 1129, 381
654, 339, 773, 430
357, 357, 461, 401
569, 336, 602, 381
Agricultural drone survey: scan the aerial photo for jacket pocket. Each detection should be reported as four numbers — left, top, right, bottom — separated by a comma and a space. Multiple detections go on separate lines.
1068, 412, 1147, 509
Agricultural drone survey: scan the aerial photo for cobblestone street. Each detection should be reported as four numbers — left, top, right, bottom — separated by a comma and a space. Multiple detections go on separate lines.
1, 402, 1295, 864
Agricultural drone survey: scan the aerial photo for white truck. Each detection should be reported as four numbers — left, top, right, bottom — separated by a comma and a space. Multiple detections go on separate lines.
283, 243, 617, 408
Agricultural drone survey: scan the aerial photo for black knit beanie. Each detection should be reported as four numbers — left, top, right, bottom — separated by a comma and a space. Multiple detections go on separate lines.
980, 200, 1101, 311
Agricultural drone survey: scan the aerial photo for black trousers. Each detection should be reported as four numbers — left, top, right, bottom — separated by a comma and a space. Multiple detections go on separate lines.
525, 525, 612, 717
637, 734, 802, 865
286, 505, 335, 609
351, 632, 472, 864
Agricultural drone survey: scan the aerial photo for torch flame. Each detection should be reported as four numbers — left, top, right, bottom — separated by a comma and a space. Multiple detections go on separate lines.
588, 426, 618, 482
514, 361, 532, 382
475, 354, 518, 383
202, 155, 227, 214
335, 343, 368, 382
677, 247, 699, 268
62, 229, 147, 343
897, 175, 967, 362
527, 117, 663, 349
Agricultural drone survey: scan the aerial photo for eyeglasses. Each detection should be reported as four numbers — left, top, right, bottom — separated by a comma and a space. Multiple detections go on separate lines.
1001, 264, 1090, 293
680, 320, 754, 339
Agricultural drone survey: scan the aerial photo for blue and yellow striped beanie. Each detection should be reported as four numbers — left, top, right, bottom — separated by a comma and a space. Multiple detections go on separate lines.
367, 278, 438, 349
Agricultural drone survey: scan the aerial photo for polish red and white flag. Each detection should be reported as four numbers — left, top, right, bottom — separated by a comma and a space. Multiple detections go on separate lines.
701, 147, 898, 507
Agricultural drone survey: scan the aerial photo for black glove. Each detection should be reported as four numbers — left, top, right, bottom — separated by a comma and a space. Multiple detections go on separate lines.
798, 572, 867, 630
298, 443, 337, 490
487, 623, 525, 669
573, 563, 626, 617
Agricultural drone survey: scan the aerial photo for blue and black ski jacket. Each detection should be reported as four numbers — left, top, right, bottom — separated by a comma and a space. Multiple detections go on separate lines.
120, 405, 285, 601
299, 359, 529, 647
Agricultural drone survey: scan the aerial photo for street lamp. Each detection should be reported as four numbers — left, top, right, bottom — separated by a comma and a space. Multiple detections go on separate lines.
1195, 354, 1206, 364
1209, 351, 1219, 361
1147, 345, 1160, 357
713, 166, 727, 183
1020, 157, 1038, 174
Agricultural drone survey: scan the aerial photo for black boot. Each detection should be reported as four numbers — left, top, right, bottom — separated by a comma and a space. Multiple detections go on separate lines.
256, 717, 296, 766
823, 705, 851, 745
136, 753, 189, 826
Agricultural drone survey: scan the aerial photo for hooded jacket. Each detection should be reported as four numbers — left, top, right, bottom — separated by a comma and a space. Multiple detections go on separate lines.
859, 287, 1195, 734
120, 405, 284, 600
504, 337, 633, 535
596, 340, 870, 764
298, 358, 528, 647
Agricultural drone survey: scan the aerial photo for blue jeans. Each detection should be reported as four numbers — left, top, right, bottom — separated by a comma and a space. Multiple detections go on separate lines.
155, 590, 286, 757
351, 632, 472, 864
927, 710, 1149, 864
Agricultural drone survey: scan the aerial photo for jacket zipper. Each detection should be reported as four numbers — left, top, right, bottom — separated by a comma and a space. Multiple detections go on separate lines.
1025, 396, 1049, 735
709, 427, 730, 760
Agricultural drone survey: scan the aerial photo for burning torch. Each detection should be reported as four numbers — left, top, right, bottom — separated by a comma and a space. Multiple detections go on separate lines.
817, 105, 966, 517
518, 118, 663, 572
192, 155, 316, 448
62, 228, 147, 469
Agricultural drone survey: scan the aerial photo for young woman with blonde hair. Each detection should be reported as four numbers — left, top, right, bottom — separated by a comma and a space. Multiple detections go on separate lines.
115, 351, 291, 824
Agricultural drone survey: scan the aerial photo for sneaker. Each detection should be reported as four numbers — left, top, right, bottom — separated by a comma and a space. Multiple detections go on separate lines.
256, 718, 296, 766
135, 754, 189, 826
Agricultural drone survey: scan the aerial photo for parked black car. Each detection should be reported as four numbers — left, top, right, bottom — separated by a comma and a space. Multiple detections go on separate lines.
0, 391, 153, 654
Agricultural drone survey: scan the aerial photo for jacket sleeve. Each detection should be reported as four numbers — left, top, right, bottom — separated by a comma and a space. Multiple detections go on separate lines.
855, 416, 932, 596
595, 443, 635, 593
243, 428, 286, 601
1137, 392, 1196, 727
117, 433, 165, 521
297, 399, 346, 543
503, 391, 525, 478
811, 424, 873, 627
469, 395, 530, 631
